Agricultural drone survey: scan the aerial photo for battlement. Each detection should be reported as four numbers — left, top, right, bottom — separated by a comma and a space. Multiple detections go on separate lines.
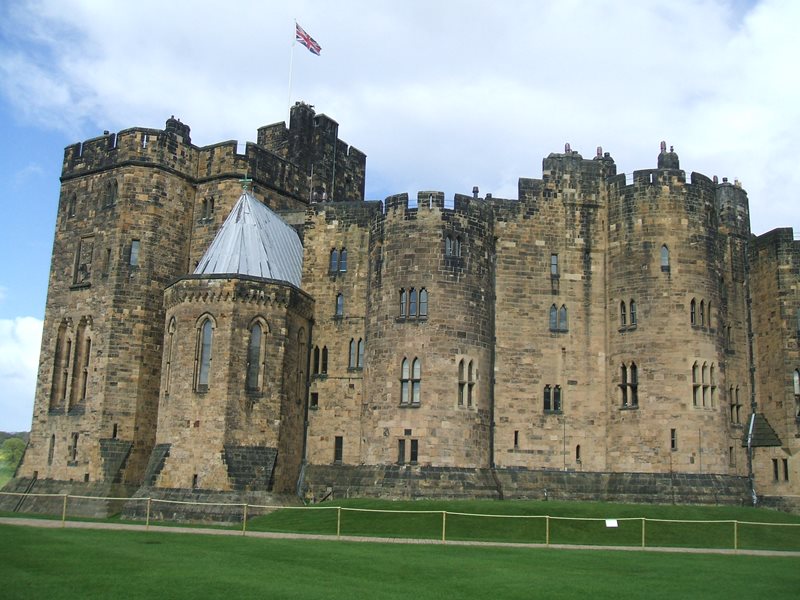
62, 118, 198, 180
381, 190, 493, 218
60, 104, 367, 204
542, 144, 617, 180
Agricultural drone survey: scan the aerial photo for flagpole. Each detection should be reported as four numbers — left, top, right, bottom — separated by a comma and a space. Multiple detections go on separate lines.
287, 20, 296, 126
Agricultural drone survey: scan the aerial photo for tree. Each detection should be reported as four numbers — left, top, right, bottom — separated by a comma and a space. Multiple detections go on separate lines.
0, 437, 25, 469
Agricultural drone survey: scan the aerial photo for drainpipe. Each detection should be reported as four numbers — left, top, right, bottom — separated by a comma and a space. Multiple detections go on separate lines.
743, 237, 758, 506
296, 318, 314, 502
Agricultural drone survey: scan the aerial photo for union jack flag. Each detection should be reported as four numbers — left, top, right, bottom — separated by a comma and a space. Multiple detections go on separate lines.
295, 23, 321, 56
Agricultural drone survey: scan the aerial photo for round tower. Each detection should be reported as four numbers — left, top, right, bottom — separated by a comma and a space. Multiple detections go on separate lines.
605, 144, 729, 474
362, 192, 494, 468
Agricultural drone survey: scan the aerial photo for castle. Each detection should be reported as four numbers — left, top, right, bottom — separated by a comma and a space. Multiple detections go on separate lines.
6, 102, 800, 512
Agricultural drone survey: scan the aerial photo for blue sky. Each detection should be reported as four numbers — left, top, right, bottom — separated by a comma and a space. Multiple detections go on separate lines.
0, 0, 798, 431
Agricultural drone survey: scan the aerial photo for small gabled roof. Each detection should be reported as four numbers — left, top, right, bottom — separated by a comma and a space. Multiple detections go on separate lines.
194, 190, 303, 287
742, 413, 782, 448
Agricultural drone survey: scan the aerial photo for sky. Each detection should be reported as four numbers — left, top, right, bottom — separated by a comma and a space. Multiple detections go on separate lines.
0, 0, 798, 432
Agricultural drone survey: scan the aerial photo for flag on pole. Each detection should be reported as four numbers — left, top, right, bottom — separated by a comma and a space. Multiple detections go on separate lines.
295, 23, 321, 55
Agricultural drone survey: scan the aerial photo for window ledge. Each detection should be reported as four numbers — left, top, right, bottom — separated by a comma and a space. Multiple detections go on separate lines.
543, 409, 563, 415
399, 402, 421, 408
395, 316, 428, 323
70, 282, 91, 290
312, 374, 328, 380
620, 405, 639, 410
346, 367, 363, 373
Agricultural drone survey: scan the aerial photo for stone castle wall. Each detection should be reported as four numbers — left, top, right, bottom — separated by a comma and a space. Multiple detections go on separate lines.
11, 104, 799, 509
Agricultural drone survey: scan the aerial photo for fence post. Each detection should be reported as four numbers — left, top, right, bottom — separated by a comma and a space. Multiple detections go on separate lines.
337, 506, 341, 539
242, 504, 248, 536
442, 511, 447, 544
641, 518, 646, 548
146, 498, 151, 530
546, 515, 550, 545
61, 494, 68, 528
734, 520, 738, 551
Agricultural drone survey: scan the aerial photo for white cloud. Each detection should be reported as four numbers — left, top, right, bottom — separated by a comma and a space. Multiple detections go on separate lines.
0, 0, 798, 236
0, 317, 42, 432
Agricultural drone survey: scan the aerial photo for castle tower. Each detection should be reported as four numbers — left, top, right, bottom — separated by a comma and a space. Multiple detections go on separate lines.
493, 147, 613, 473
141, 188, 313, 495
360, 192, 495, 468
605, 144, 733, 474
16, 121, 198, 494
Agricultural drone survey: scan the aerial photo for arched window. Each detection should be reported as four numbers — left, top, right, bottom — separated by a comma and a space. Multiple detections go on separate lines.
411, 358, 421, 405
50, 320, 71, 409
467, 360, 475, 407
329, 249, 339, 273
661, 245, 670, 271
165, 318, 176, 396
313, 346, 320, 374
710, 364, 716, 408
321, 346, 328, 374
576, 444, 581, 463
401, 358, 410, 405
335, 293, 344, 317
195, 317, 214, 392
458, 359, 466, 406
246, 321, 264, 391
707, 302, 712, 328
629, 363, 638, 407
445, 236, 452, 256
550, 254, 559, 277
735, 387, 741, 423
690, 298, 697, 325
409, 288, 418, 317
553, 385, 562, 411
401, 358, 421, 405
339, 248, 347, 272
357, 338, 364, 369
400, 289, 407, 317
620, 301, 627, 326
549, 304, 558, 331
700, 300, 705, 327
702, 362, 708, 406
67, 194, 77, 218
620, 364, 629, 407
543, 385, 552, 411
629, 300, 637, 326
455, 237, 462, 257
419, 288, 428, 318
70, 317, 92, 408
730, 385, 736, 423
558, 305, 568, 332
692, 362, 700, 406
349, 338, 356, 369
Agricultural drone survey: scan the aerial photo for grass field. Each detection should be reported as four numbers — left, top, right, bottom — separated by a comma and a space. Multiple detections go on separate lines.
245, 499, 800, 551
1, 524, 798, 599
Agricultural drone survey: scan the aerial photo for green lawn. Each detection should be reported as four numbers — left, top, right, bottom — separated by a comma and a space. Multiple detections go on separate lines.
246, 498, 800, 551
1, 524, 798, 600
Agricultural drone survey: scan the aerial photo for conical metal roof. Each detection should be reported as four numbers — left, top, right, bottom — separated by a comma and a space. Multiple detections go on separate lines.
194, 190, 303, 287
